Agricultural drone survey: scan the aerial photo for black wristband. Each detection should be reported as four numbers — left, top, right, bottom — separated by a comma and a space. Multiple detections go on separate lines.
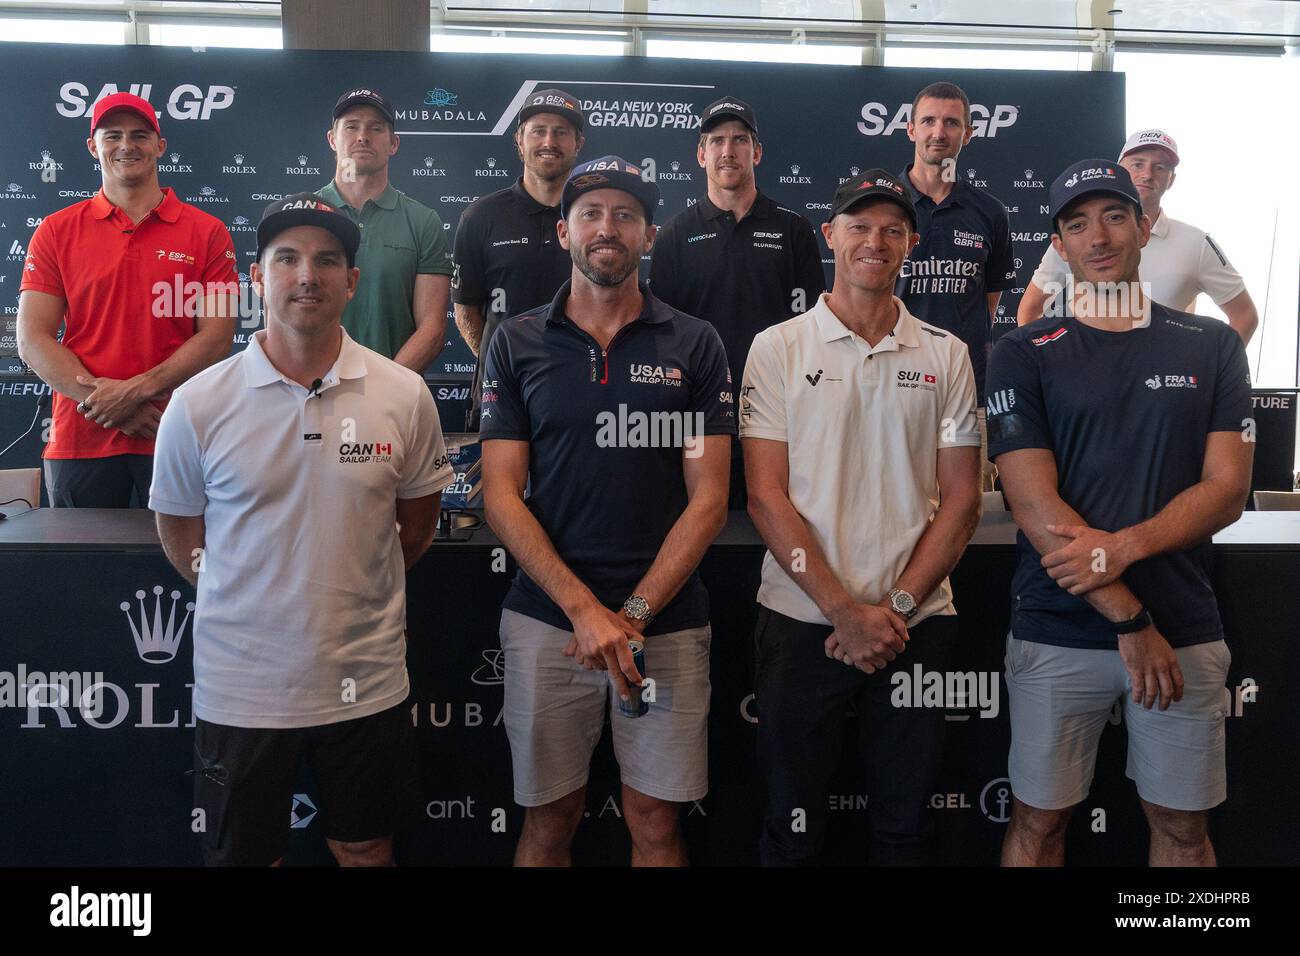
1113, 607, 1153, 635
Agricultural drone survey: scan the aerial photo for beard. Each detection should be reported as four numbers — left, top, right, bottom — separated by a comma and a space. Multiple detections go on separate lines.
574, 241, 638, 287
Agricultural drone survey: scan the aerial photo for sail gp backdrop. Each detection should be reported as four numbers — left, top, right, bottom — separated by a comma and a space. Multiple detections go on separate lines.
0, 43, 1124, 429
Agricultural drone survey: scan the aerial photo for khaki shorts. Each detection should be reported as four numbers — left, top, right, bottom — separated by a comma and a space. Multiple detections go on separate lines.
499, 608, 711, 807
1004, 633, 1230, 812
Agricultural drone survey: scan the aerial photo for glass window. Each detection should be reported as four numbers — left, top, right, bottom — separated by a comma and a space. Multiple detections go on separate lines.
0, 17, 124, 45
647, 37, 863, 65
147, 23, 282, 50
885, 45, 1086, 71
1116, 49, 1300, 388
432, 32, 625, 56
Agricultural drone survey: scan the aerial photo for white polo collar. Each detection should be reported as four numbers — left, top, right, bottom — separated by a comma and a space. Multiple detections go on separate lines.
242, 327, 369, 390
812, 294, 922, 352
1149, 208, 1170, 239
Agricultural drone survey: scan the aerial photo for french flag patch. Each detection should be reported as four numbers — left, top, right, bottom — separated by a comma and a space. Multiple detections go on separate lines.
1031, 327, 1069, 347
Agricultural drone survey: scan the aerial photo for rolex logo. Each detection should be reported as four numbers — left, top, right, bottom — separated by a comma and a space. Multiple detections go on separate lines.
425, 156, 434, 167
670, 160, 681, 172
234, 153, 245, 164
170, 153, 180, 163
966, 168, 976, 179
849, 165, 860, 176
1024, 169, 1033, 179
487, 157, 497, 168
120, 586, 194, 665
790, 164, 800, 175
297, 154, 308, 166
41, 149, 51, 161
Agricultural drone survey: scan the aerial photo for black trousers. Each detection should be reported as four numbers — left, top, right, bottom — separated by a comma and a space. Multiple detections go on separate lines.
755, 604, 958, 866
44, 454, 154, 508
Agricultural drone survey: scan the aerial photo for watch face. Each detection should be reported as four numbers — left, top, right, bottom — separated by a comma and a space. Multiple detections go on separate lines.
624, 596, 651, 620
892, 591, 917, 615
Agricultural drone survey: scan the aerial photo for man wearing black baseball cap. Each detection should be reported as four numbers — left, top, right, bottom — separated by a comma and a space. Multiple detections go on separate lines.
650, 94, 825, 509
453, 88, 586, 431
987, 159, 1253, 867
317, 87, 453, 372
152, 191, 454, 867
897, 81, 1017, 493
480, 156, 733, 866
742, 169, 981, 865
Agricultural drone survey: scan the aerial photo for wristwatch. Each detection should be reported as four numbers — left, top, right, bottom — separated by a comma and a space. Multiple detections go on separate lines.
887, 588, 918, 621
1113, 607, 1153, 635
622, 595, 654, 623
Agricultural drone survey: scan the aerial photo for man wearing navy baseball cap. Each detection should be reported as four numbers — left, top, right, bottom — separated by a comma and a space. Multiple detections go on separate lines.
480, 155, 734, 866
1018, 130, 1258, 344
987, 159, 1253, 867
318, 87, 454, 372
151, 190, 454, 866
743, 168, 981, 865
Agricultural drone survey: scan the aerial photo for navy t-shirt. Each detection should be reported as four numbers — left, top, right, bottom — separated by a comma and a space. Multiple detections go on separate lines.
896, 165, 1016, 404
480, 280, 737, 635
985, 304, 1251, 649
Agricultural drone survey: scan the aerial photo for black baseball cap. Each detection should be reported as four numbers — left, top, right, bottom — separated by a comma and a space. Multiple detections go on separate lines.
1048, 159, 1142, 222
256, 193, 361, 267
517, 88, 585, 133
332, 87, 395, 125
701, 96, 758, 135
826, 169, 917, 229
561, 156, 661, 224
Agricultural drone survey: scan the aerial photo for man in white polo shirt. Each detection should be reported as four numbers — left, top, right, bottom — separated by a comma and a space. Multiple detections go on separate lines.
150, 193, 455, 867
742, 170, 982, 865
1016, 130, 1258, 343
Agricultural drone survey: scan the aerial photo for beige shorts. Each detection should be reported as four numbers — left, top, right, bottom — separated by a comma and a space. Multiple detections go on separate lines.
499, 608, 712, 807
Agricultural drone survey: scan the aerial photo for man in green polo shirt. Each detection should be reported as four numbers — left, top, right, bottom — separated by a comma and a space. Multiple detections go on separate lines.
317, 87, 453, 371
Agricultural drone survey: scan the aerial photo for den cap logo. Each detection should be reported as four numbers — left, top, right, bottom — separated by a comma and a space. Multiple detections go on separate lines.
1119, 127, 1180, 165
255, 191, 361, 264
826, 167, 917, 228
332, 87, 395, 124
517, 87, 585, 132
701, 95, 758, 134
562, 155, 661, 224
1048, 158, 1141, 220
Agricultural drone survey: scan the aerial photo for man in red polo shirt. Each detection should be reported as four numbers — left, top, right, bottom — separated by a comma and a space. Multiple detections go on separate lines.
17, 92, 236, 508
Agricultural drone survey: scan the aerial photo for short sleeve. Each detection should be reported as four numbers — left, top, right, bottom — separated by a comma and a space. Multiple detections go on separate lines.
738, 330, 787, 442
1209, 326, 1252, 435
985, 333, 1053, 458
1029, 243, 1069, 296
416, 206, 454, 277
939, 344, 981, 448
985, 207, 1016, 294
149, 393, 207, 516
399, 382, 456, 498
477, 323, 530, 440
18, 217, 65, 298
688, 323, 738, 436
200, 220, 238, 286
450, 206, 487, 305
1196, 234, 1247, 306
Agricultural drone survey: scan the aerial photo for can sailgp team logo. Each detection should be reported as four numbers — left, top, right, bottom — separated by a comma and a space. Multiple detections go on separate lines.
337, 417, 394, 463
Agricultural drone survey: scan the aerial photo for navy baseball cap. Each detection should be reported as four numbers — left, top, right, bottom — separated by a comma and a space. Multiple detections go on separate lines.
517, 88, 585, 133
826, 168, 917, 229
257, 193, 361, 267
561, 156, 661, 224
701, 96, 758, 135
1048, 159, 1142, 222
332, 87, 395, 125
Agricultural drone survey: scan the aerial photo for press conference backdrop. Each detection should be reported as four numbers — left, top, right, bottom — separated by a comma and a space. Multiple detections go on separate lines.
0, 43, 1124, 457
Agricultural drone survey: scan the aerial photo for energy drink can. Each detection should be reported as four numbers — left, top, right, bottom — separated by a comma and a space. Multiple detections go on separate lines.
619, 639, 648, 718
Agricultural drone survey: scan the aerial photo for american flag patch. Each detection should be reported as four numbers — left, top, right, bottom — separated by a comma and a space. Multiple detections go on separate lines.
666, 367, 682, 380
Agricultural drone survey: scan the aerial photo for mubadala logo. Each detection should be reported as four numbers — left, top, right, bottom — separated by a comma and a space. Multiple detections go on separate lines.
222, 153, 256, 174
475, 157, 510, 178
425, 88, 459, 106
184, 186, 229, 204
857, 101, 1019, 137
397, 88, 486, 124
1014, 168, 1044, 188
228, 215, 255, 233
4, 183, 37, 200
156, 151, 193, 174
414, 156, 448, 177
964, 168, 989, 188
58, 82, 235, 121
285, 154, 321, 176
29, 149, 63, 172
779, 163, 812, 185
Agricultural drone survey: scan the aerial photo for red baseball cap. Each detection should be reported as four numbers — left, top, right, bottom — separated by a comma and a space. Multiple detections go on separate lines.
90, 92, 161, 135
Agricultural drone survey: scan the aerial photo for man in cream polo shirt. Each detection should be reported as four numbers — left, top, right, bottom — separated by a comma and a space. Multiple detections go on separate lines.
1016, 130, 1258, 344
742, 170, 982, 866
150, 194, 454, 867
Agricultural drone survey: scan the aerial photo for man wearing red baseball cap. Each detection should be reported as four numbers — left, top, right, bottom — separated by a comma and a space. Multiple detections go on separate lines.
16, 92, 237, 508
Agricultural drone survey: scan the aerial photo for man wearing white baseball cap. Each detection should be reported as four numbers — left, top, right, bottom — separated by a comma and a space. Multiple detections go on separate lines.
1016, 129, 1258, 344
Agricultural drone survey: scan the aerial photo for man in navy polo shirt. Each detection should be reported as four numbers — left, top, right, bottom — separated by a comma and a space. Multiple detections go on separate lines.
480, 156, 734, 866
650, 96, 825, 508
987, 161, 1253, 867
898, 81, 1016, 491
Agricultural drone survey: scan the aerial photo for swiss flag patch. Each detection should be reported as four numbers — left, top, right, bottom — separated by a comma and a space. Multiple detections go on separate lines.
924, 374, 936, 384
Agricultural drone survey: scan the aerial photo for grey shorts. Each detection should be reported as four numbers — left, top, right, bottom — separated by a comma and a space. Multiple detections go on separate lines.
499, 608, 711, 807
1005, 633, 1231, 812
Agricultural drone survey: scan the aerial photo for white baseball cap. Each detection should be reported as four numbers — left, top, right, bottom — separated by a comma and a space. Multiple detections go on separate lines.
1119, 128, 1179, 166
